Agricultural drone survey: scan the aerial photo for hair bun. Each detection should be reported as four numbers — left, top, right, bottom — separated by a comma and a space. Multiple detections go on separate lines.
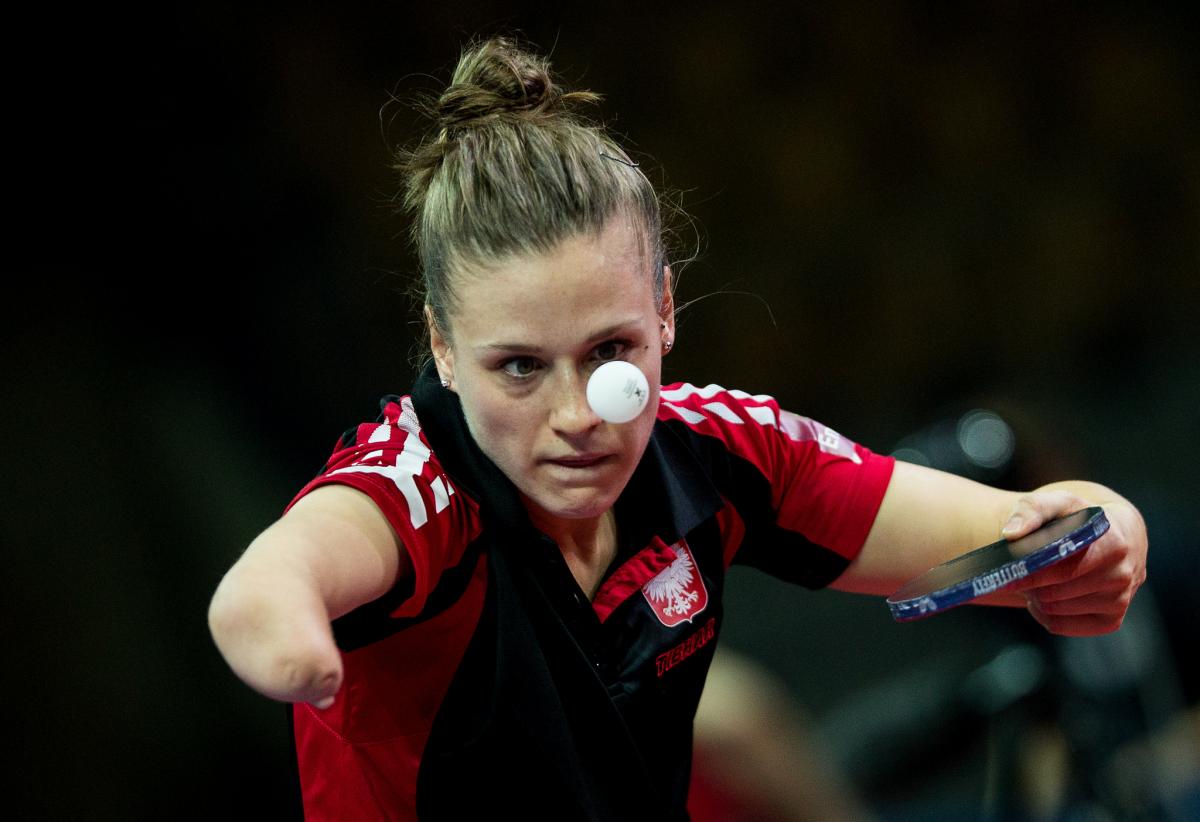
434, 37, 599, 132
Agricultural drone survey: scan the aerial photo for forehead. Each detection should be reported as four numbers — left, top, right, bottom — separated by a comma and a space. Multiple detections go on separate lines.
450, 220, 656, 342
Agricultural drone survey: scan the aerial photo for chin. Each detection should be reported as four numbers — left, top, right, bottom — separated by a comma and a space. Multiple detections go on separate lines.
531, 488, 617, 521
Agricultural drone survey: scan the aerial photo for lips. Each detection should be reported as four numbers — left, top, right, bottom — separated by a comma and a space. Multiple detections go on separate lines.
545, 454, 612, 468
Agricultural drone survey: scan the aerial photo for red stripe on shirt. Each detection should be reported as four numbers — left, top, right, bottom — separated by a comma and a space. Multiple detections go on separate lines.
593, 536, 680, 623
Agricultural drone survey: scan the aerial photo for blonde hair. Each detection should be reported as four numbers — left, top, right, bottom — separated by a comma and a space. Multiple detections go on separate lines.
393, 37, 670, 342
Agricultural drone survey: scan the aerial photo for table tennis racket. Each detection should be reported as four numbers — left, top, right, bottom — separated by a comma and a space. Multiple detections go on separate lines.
887, 506, 1109, 622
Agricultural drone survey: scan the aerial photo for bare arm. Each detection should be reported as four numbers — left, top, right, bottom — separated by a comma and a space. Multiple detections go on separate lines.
831, 460, 1147, 635
830, 461, 1020, 597
207, 483, 410, 708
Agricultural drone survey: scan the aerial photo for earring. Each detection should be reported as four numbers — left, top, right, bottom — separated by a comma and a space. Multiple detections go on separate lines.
440, 378, 450, 389
664, 339, 673, 352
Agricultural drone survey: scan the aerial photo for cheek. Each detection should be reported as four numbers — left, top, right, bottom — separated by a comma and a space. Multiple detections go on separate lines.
612, 389, 658, 458
632, 409, 658, 452
460, 385, 539, 458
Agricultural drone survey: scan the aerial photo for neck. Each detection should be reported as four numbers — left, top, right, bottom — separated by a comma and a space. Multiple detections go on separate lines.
525, 504, 617, 561
523, 501, 620, 600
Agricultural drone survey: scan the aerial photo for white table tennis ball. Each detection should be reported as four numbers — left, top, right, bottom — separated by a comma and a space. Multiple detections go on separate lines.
587, 360, 650, 424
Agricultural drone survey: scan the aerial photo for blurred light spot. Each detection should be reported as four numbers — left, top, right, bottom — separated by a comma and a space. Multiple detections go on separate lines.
956, 409, 1015, 470
891, 446, 930, 466
962, 644, 1046, 714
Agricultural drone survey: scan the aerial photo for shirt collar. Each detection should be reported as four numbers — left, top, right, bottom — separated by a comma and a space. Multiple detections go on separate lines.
408, 360, 724, 550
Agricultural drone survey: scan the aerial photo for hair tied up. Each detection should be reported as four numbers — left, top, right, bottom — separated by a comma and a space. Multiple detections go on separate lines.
432, 36, 601, 134
394, 35, 691, 374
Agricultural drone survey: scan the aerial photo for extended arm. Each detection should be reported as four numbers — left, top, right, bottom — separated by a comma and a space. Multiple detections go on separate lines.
831, 460, 1147, 635
207, 483, 410, 708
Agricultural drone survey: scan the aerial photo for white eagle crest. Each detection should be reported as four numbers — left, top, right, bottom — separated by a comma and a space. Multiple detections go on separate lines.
644, 545, 701, 618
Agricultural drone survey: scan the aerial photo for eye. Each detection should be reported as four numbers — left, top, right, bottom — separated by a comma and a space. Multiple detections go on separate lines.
593, 340, 629, 362
500, 357, 540, 379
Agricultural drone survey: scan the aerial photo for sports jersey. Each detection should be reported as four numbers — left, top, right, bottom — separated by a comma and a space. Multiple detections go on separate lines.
283, 362, 895, 821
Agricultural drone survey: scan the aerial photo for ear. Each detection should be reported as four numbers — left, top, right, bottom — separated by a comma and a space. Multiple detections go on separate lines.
425, 305, 456, 390
659, 263, 676, 352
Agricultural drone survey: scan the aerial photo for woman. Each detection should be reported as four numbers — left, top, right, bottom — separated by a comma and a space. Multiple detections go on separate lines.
207, 37, 1148, 821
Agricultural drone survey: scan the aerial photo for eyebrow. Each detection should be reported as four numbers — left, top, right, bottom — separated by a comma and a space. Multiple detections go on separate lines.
475, 319, 644, 355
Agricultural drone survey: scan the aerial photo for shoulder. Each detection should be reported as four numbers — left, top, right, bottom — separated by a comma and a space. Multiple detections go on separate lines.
322, 393, 428, 469
288, 392, 485, 620
658, 381, 781, 430
657, 381, 896, 570
291, 392, 480, 537
319, 394, 442, 482
657, 380, 860, 459
655, 380, 891, 492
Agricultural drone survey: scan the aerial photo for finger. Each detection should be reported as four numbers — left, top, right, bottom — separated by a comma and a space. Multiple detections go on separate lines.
1027, 588, 1132, 617
1001, 490, 1090, 539
1010, 530, 1141, 598
1025, 599, 1125, 636
1028, 566, 1130, 603
1004, 551, 1089, 593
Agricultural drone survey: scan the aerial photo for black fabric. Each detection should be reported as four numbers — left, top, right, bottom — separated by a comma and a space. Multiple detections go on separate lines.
287, 361, 884, 818
330, 543, 474, 652
406, 361, 716, 819
417, 543, 675, 822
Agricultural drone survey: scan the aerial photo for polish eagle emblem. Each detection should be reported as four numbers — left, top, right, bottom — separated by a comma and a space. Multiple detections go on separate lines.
642, 541, 709, 627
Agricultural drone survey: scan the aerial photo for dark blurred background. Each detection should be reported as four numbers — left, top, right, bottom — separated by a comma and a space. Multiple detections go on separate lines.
6, 2, 1198, 819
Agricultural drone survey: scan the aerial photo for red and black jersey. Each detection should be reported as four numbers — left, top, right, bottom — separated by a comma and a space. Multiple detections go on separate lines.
283, 363, 894, 821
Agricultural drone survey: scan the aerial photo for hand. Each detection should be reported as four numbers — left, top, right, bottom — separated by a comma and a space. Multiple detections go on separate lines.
1001, 489, 1148, 636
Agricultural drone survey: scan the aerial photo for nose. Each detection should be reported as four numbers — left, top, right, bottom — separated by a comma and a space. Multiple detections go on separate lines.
548, 370, 603, 436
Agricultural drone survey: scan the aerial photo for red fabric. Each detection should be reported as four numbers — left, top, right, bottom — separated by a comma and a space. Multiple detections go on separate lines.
280, 382, 893, 818
658, 383, 894, 564
687, 745, 778, 822
714, 500, 747, 569
292, 552, 488, 820
592, 535, 681, 623
284, 397, 483, 619
283, 395, 489, 820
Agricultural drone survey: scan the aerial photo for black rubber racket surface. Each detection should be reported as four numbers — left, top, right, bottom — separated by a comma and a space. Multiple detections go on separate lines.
887, 506, 1109, 622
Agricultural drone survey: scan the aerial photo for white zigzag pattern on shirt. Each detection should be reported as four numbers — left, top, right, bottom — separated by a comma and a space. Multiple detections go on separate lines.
662, 384, 862, 465
328, 396, 453, 529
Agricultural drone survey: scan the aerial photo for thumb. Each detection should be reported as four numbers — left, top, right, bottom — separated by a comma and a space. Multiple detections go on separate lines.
1001, 490, 1089, 540
1000, 502, 1038, 540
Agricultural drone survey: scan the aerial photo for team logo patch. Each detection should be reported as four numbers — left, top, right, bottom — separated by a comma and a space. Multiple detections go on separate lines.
642, 540, 709, 627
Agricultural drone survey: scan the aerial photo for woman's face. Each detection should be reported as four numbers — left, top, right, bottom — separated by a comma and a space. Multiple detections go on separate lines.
430, 218, 673, 528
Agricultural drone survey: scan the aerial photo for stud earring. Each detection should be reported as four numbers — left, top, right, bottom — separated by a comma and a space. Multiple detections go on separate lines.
440, 378, 450, 389
664, 339, 674, 352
